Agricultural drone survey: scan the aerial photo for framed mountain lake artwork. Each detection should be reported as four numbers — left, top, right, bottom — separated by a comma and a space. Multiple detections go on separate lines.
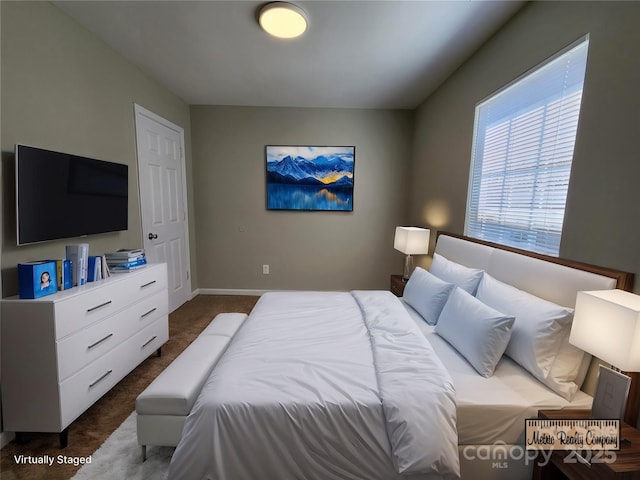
265, 145, 355, 211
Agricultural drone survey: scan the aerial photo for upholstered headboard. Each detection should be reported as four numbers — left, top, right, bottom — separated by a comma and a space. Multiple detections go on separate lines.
434, 231, 637, 424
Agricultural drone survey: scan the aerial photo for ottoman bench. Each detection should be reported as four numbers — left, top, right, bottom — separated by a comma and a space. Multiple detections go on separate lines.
135, 312, 247, 460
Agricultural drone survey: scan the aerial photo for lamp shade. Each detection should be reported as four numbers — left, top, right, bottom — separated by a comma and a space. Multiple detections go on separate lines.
394, 227, 430, 255
569, 289, 640, 372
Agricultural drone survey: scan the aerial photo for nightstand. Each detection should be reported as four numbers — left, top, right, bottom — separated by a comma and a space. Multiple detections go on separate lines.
390, 274, 406, 297
532, 409, 640, 480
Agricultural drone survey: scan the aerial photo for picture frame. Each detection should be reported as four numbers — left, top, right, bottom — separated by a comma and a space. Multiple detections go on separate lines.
591, 365, 631, 420
265, 145, 355, 211
17, 260, 58, 299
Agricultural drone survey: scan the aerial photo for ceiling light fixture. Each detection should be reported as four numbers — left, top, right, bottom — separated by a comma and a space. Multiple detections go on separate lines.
258, 2, 308, 39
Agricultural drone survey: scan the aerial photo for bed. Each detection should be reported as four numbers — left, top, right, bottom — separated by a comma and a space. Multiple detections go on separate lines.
168, 232, 634, 480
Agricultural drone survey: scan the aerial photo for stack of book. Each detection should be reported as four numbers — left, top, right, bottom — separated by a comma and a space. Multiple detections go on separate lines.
105, 249, 147, 273
59, 246, 113, 287
52, 258, 73, 290
88, 255, 111, 282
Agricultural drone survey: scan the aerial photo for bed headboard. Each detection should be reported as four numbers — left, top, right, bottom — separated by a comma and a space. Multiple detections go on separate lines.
434, 231, 637, 424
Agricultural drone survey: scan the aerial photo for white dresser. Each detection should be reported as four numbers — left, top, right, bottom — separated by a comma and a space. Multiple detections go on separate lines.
1, 263, 169, 446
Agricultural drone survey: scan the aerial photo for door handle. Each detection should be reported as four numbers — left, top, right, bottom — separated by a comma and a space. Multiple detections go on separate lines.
148, 233, 158, 240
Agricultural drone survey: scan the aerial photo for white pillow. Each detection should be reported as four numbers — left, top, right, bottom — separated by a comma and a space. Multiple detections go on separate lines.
403, 267, 455, 325
435, 287, 515, 377
475, 274, 577, 399
430, 253, 484, 295
545, 327, 588, 399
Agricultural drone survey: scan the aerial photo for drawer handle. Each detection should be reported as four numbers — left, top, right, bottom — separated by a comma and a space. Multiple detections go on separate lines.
87, 333, 114, 350
141, 307, 157, 319
142, 335, 158, 349
89, 369, 113, 388
87, 300, 112, 313
140, 280, 157, 289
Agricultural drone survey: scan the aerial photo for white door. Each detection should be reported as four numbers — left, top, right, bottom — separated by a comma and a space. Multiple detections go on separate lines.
134, 104, 191, 313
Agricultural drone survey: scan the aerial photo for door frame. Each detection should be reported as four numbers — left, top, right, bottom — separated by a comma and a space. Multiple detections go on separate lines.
133, 103, 192, 306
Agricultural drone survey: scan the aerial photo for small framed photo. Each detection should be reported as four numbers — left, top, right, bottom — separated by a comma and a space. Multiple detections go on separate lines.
18, 260, 58, 299
591, 365, 631, 420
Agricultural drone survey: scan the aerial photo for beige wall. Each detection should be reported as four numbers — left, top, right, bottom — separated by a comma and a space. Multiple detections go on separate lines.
409, 1, 640, 292
0, 2, 195, 297
190, 106, 413, 291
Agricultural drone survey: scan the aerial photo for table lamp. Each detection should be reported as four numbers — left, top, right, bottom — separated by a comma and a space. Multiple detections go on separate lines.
569, 289, 640, 425
394, 227, 430, 280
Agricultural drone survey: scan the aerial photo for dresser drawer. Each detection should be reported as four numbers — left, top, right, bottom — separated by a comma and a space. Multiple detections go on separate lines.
56, 290, 168, 381
121, 264, 168, 302
59, 316, 169, 428
54, 265, 167, 339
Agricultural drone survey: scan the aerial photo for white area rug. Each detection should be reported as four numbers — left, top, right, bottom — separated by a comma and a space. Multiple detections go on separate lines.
71, 413, 173, 480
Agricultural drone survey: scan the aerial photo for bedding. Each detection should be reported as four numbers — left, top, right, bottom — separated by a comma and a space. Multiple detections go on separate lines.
403, 267, 455, 325
404, 301, 593, 445
435, 287, 515, 377
168, 291, 460, 480
430, 253, 484, 295
476, 274, 578, 399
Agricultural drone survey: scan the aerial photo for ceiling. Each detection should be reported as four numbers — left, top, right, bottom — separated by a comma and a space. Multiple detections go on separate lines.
54, 1, 525, 110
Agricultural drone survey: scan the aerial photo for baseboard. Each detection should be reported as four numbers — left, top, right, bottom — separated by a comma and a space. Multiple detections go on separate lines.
0, 431, 15, 449
196, 288, 270, 296
194, 288, 348, 296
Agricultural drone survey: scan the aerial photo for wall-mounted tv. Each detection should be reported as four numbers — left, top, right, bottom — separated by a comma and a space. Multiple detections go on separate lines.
15, 144, 128, 245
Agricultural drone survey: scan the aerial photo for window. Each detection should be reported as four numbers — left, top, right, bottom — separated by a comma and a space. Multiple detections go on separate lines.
465, 38, 589, 256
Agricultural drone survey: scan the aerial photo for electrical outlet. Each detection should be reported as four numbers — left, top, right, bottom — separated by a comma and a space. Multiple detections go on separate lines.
262, 264, 270, 275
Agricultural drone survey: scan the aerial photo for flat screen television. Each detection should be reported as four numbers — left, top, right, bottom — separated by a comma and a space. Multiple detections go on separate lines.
15, 144, 128, 245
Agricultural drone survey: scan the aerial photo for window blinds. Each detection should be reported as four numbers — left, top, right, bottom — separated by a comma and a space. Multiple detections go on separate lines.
465, 38, 589, 256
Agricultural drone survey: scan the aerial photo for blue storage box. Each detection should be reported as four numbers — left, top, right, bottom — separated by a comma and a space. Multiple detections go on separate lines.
18, 261, 59, 299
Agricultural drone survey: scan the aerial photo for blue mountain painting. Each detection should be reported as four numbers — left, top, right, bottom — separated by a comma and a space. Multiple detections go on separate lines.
266, 146, 355, 211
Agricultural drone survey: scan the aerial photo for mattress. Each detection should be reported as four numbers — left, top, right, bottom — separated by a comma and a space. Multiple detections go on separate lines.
401, 299, 593, 445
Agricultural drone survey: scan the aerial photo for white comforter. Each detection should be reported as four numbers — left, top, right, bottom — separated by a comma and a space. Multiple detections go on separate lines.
168, 291, 459, 480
